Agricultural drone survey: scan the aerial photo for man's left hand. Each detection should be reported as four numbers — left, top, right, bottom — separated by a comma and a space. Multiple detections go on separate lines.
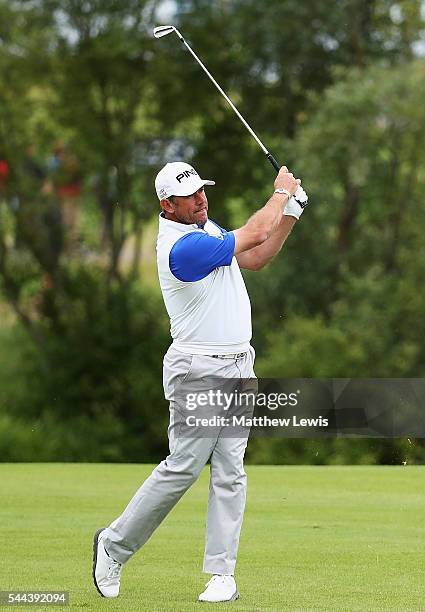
283, 186, 308, 220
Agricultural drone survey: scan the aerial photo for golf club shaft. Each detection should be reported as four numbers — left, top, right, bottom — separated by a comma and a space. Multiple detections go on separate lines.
177, 35, 281, 173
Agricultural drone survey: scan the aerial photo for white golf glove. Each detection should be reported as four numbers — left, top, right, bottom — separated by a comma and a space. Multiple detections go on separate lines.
283, 186, 308, 220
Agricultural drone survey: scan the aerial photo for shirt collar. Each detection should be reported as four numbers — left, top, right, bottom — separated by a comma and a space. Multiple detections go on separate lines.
159, 212, 205, 231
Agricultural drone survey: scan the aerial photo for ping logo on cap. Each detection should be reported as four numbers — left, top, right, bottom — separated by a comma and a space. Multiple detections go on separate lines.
176, 168, 198, 183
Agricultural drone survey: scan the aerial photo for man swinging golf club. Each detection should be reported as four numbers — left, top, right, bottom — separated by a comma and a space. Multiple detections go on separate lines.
92, 160, 308, 603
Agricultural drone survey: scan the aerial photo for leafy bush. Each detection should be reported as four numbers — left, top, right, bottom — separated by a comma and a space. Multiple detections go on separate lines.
0, 272, 170, 462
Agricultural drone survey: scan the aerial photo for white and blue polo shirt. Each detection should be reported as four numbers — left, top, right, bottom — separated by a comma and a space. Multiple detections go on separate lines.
156, 213, 252, 355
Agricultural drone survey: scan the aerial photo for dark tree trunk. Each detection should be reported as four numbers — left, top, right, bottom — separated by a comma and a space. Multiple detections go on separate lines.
336, 181, 360, 256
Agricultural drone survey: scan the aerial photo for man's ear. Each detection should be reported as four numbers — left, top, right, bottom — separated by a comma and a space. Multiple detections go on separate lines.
160, 198, 175, 214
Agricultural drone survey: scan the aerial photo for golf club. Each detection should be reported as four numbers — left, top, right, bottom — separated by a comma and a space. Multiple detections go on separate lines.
153, 24, 281, 174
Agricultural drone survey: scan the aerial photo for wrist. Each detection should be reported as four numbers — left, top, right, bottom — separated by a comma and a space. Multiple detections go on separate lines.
273, 187, 291, 199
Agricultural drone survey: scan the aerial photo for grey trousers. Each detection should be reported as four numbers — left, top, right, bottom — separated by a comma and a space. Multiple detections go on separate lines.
103, 345, 255, 575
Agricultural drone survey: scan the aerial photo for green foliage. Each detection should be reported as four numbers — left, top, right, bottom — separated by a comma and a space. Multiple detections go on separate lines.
0, 1, 424, 463
255, 281, 419, 380
0, 275, 170, 462
254, 60, 425, 377
0, 411, 125, 462
246, 438, 425, 465
247, 59, 425, 465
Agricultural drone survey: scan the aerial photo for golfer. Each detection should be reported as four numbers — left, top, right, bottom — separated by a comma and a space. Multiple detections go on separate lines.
93, 161, 307, 603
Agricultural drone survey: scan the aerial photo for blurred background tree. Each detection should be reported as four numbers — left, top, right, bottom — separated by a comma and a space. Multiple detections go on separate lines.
0, 0, 424, 463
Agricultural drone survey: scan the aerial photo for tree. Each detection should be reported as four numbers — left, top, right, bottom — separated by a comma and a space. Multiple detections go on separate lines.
0, 0, 423, 463
0, 1, 171, 461
248, 59, 425, 465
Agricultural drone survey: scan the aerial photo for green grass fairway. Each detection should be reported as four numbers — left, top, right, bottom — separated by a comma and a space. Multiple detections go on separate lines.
1, 465, 424, 611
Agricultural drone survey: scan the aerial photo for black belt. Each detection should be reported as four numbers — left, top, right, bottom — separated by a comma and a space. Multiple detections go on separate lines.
211, 352, 248, 359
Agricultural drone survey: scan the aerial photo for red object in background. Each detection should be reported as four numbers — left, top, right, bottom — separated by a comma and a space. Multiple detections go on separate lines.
0, 159, 9, 189
57, 183, 81, 198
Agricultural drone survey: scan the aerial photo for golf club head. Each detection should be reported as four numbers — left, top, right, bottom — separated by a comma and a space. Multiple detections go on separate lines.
153, 25, 176, 38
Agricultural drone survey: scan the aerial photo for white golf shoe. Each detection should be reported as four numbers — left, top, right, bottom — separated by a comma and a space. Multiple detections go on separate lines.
92, 528, 122, 598
198, 575, 239, 602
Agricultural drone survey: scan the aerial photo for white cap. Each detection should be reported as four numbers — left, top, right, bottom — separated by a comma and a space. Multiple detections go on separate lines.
155, 161, 215, 200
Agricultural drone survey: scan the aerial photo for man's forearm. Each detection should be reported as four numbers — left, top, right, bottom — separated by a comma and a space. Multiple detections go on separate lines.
239, 215, 297, 270
233, 166, 300, 255
245, 192, 290, 239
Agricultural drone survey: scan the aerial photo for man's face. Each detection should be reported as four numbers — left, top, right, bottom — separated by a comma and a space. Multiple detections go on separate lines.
162, 187, 208, 226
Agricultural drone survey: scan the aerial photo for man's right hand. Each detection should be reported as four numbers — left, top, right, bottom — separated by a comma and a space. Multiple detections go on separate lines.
234, 166, 302, 256
274, 166, 301, 196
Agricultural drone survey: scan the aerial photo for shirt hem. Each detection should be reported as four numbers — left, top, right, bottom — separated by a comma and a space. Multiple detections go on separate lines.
171, 340, 251, 355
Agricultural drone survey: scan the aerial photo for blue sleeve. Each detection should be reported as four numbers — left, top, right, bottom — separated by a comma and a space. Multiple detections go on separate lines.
169, 231, 235, 282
